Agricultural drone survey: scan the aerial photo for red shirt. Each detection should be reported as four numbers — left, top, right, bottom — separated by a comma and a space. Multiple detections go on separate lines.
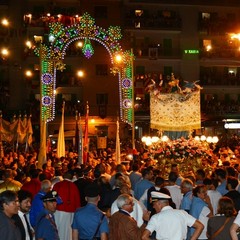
21, 178, 41, 198
53, 179, 81, 212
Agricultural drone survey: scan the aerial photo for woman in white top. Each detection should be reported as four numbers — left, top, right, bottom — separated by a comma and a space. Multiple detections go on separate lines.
230, 210, 240, 240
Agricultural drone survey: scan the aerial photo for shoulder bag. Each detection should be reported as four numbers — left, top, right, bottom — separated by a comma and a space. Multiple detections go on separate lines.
92, 213, 105, 240
210, 217, 231, 240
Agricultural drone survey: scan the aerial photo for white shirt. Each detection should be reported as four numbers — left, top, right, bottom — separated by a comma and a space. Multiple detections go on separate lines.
165, 185, 183, 209
139, 186, 160, 209
207, 189, 222, 215
146, 206, 196, 240
198, 206, 210, 239
234, 210, 240, 226
18, 211, 31, 240
111, 197, 144, 227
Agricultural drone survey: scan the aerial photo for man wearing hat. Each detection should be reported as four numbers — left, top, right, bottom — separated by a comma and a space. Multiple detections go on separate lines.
35, 190, 60, 240
72, 183, 109, 240
142, 192, 204, 240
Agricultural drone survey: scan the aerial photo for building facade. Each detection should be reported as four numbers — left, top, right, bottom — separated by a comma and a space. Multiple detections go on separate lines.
1, 0, 240, 145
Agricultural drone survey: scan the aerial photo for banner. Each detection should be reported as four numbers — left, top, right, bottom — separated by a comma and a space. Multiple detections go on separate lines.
57, 102, 65, 158
0, 116, 33, 144
150, 91, 201, 131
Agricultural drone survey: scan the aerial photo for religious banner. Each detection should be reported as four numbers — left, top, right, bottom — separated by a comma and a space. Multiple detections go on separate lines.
150, 91, 201, 131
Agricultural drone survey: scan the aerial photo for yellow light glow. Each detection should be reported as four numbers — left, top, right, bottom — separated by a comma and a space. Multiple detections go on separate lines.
151, 136, 160, 143
26, 40, 32, 49
90, 119, 95, 123
25, 70, 33, 77
194, 136, 200, 141
1, 18, 9, 26
77, 70, 84, 77
206, 45, 212, 51
1, 48, 9, 57
161, 135, 169, 142
200, 135, 206, 141
115, 54, 122, 63
76, 41, 83, 48
230, 33, 240, 41
206, 136, 213, 143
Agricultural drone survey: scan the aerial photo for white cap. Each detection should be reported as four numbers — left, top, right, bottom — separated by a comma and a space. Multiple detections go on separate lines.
151, 191, 171, 202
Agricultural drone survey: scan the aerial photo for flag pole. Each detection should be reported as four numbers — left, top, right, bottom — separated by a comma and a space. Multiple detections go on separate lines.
0, 111, 3, 159
78, 113, 83, 165
83, 101, 89, 164
116, 116, 121, 164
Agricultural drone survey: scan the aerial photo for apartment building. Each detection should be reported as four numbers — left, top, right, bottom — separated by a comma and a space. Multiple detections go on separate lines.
1, 0, 240, 143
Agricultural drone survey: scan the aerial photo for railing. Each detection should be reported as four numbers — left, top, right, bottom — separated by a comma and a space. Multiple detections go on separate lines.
124, 16, 182, 30
133, 47, 182, 59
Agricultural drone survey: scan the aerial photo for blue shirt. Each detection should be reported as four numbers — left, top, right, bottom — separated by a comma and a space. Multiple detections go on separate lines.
180, 190, 193, 212
29, 190, 45, 227
72, 203, 109, 239
35, 209, 60, 240
134, 179, 154, 200
216, 180, 228, 195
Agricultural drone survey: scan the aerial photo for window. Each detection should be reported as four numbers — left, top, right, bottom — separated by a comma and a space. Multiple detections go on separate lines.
136, 66, 145, 75
96, 64, 108, 76
94, 6, 108, 19
203, 39, 212, 51
201, 12, 210, 20
96, 93, 108, 105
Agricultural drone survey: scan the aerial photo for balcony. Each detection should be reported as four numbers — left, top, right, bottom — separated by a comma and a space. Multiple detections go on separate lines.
124, 9, 182, 31
133, 47, 182, 59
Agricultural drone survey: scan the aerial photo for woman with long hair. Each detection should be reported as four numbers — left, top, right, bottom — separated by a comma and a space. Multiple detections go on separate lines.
207, 196, 237, 240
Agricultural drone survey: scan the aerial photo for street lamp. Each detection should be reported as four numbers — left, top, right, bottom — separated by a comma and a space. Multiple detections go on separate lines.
1, 18, 9, 27
1, 48, 9, 59
77, 70, 84, 78
25, 70, 33, 78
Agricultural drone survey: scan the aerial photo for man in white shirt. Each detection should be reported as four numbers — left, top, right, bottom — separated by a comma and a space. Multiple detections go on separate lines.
203, 177, 222, 215
142, 192, 203, 240
12, 189, 33, 240
111, 183, 145, 227
165, 171, 183, 209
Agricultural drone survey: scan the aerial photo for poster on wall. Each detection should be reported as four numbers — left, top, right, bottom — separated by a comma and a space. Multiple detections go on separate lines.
97, 136, 107, 149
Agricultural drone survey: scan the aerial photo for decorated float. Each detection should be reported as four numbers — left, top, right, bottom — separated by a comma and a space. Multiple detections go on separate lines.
143, 73, 216, 177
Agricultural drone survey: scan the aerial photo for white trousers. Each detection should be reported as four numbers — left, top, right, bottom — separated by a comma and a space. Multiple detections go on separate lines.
54, 210, 74, 240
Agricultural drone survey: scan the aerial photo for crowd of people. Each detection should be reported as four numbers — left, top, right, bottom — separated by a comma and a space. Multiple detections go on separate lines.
0, 142, 240, 239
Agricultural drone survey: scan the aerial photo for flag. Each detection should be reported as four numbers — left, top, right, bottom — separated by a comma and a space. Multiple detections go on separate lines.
83, 102, 89, 164
25, 115, 33, 152
57, 102, 65, 158
78, 115, 83, 164
27, 116, 33, 146
75, 112, 79, 153
116, 120, 121, 164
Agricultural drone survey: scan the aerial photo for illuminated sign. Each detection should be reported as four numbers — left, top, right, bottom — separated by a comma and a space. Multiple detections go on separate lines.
184, 49, 199, 54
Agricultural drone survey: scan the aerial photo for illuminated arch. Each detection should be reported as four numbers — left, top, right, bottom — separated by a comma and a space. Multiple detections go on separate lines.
35, 12, 133, 124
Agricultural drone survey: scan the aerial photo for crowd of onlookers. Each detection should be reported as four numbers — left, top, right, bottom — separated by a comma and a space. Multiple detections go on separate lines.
1, 142, 240, 239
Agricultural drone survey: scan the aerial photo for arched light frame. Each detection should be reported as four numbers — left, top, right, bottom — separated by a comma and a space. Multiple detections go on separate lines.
35, 12, 133, 124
